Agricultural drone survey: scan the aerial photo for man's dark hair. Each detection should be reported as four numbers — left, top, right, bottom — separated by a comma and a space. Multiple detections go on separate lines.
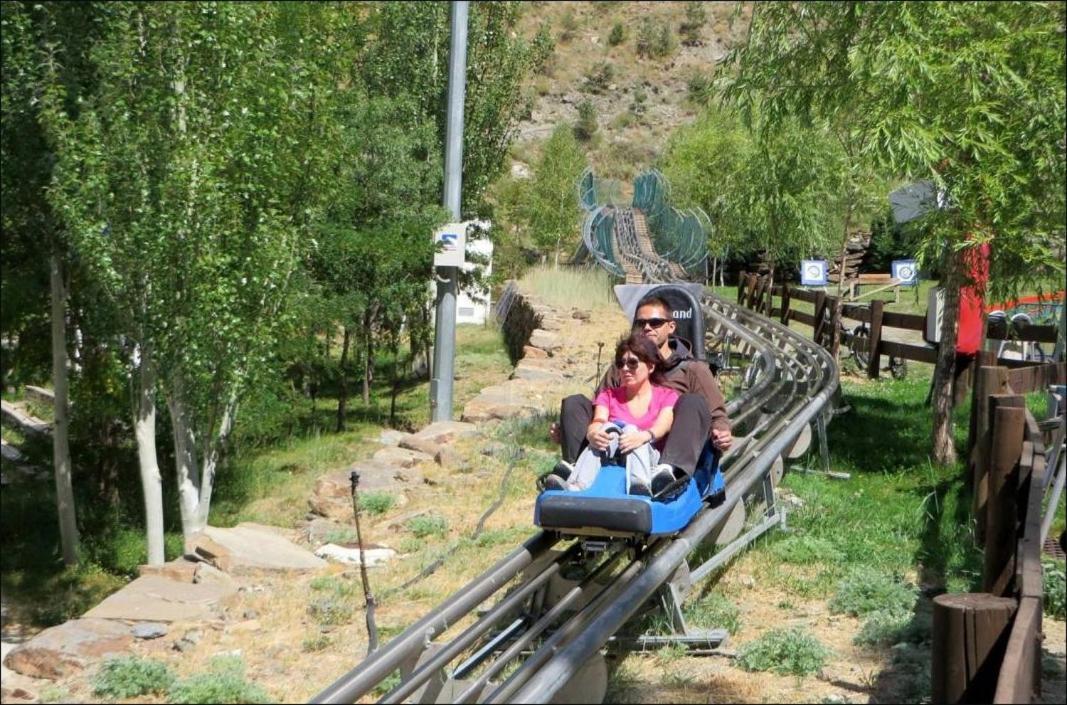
634, 295, 673, 318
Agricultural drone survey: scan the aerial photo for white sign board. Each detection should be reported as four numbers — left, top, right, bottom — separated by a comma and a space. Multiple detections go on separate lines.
800, 260, 828, 287
433, 222, 467, 267
925, 287, 945, 344
892, 259, 919, 287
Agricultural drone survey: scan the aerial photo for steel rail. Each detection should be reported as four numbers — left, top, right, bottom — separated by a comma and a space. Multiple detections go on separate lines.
310, 532, 559, 704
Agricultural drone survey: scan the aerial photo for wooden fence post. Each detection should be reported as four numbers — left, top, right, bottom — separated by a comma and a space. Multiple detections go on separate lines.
932, 593, 1017, 704
982, 397, 1027, 596
967, 350, 998, 460
737, 271, 747, 305
812, 290, 827, 346
745, 273, 758, 309
866, 298, 885, 379
780, 281, 791, 325
972, 366, 1011, 544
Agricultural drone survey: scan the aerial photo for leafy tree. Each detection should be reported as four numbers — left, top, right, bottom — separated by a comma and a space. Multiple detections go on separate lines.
520, 126, 586, 267
720, 1, 1066, 464
574, 99, 598, 142
38, 3, 342, 554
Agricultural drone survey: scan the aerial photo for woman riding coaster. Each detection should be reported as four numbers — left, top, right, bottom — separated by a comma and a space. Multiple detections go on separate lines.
541, 333, 678, 496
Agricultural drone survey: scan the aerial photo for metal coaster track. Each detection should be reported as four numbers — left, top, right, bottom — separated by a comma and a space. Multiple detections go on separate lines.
311, 227, 838, 705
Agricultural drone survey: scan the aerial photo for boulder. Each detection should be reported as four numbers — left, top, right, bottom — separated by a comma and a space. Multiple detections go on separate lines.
314, 543, 398, 567
5, 619, 132, 679
82, 573, 237, 622
137, 558, 199, 583
511, 364, 563, 382
528, 329, 562, 353
310, 464, 419, 521
371, 446, 433, 469
377, 429, 408, 446
131, 623, 168, 640
522, 345, 549, 359
186, 524, 326, 574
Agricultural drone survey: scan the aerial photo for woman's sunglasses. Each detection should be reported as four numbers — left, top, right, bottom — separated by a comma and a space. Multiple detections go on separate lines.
614, 356, 643, 371
633, 317, 670, 330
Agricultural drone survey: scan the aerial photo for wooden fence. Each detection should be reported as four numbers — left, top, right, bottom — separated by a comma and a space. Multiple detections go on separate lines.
735, 273, 1065, 703
736, 273, 1060, 383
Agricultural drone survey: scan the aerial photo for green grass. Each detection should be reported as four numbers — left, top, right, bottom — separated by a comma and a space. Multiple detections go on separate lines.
683, 591, 741, 634
1044, 559, 1066, 620
359, 491, 396, 516
829, 568, 917, 618
518, 265, 619, 312
406, 514, 449, 539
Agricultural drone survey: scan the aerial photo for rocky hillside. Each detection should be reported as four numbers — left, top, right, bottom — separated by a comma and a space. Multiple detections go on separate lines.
511, 1, 751, 183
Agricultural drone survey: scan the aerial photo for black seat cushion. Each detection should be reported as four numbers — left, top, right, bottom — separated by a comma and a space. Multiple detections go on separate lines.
538, 494, 653, 534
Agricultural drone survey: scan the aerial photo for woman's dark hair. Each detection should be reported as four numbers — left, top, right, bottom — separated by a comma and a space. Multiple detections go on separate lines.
615, 332, 663, 384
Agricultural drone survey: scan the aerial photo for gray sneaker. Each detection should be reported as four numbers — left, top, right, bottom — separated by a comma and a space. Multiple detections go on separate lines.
651, 464, 679, 496
540, 473, 568, 492
629, 480, 651, 497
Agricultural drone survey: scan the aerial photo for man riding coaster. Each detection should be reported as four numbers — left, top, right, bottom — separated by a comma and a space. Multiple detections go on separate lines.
546, 294, 732, 498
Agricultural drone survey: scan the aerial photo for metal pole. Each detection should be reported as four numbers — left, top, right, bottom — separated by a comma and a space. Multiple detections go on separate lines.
430, 0, 468, 422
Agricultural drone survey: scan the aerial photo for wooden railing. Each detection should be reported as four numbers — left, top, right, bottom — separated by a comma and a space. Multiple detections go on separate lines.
736, 273, 1060, 381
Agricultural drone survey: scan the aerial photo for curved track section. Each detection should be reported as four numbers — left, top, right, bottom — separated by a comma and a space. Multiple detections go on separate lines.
311, 282, 837, 703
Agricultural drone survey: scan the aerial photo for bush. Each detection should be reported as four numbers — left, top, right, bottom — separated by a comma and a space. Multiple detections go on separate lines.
1044, 559, 1066, 620
829, 569, 916, 618
686, 73, 714, 104
636, 17, 676, 59
685, 591, 741, 634
559, 8, 579, 43
737, 627, 830, 677
608, 22, 625, 46
854, 609, 929, 647
583, 61, 615, 94
93, 657, 175, 699
769, 534, 845, 565
308, 595, 354, 625
360, 491, 395, 516
629, 87, 648, 117
168, 656, 271, 704
407, 514, 448, 539
679, 2, 707, 45
302, 633, 333, 652
574, 99, 598, 141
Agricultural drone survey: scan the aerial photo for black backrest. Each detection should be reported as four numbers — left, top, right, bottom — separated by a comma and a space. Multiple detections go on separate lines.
645, 284, 706, 361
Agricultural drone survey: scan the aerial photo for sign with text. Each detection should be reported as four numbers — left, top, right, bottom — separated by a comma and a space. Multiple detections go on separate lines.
892, 259, 919, 287
800, 259, 828, 287
433, 223, 467, 267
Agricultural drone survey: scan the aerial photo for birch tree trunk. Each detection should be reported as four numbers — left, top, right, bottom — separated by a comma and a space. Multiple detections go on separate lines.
167, 380, 202, 542
50, 255, 79, 566
932, 246, 963, 465
134, 347, 165, 565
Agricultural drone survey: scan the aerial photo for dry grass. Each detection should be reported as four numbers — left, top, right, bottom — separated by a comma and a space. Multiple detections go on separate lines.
518, 264, 620, 313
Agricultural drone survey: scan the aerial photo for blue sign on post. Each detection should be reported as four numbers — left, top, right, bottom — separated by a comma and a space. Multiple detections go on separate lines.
892, 259, 919, 287
800, 260, 828, 287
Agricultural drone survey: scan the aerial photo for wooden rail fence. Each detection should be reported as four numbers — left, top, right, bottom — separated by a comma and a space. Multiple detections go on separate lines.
736, 273, 1060, 385
736, 273, 1065, 703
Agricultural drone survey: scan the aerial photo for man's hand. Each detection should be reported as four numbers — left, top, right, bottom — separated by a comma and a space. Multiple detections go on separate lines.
712, 428, 733, 451
618, 429, 651, 454
548, 422, 561, 445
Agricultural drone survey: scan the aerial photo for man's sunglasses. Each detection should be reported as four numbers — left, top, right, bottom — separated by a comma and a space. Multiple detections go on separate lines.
634, 317, 670, 329
615, 356, 643, 371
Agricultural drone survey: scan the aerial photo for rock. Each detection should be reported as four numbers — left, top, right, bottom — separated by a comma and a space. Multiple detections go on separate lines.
511, 365, 563, 382
377, 429, 407, 446
522, 345, 549, 359
380, 509, 431, 531
230, 619, 261, 634
137, 558, 199, 583
304, 517, 352, 546
314, 543, 398, 567
407, 421, 479, 445
528, 329, 561, 353
131, 623, 168, 640
462, 384, 545, 423
537, 316, 563, 332
571, 309, 591, 321
434, 446, 465, 470
83, 574, 237, 622
371, 446, 433, 469
510, 162, 531, 180
242, 609, 258, 620
186, 524, 326, 574
310, 464, 421, 521
5, 619, 133, 679
0, 685, 38, 702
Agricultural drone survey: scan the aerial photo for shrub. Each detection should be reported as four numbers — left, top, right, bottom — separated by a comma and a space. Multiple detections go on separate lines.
309, 575, 358, 597
559, 8, 579, 43
583, 61, 615, 94
93, 657, 175, 698
608, 22, 625, 46
853, 609, 927, 648
636, 17, 676, 59
737, 627, 831, 677
302, 633, 333, 652
1043, 559, 1066, 620
323, 527, 358, 545
574, 100, 598, 141
685, 591, 741, 634
168, 656, 271, 704
308, 595, 354, 625
829, 569, 916, 618
360, 491, 395, 516
686, 73, 713, 104
407, 514, 448, 539
769, 534, 845, 565
679, 2, 707, 45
